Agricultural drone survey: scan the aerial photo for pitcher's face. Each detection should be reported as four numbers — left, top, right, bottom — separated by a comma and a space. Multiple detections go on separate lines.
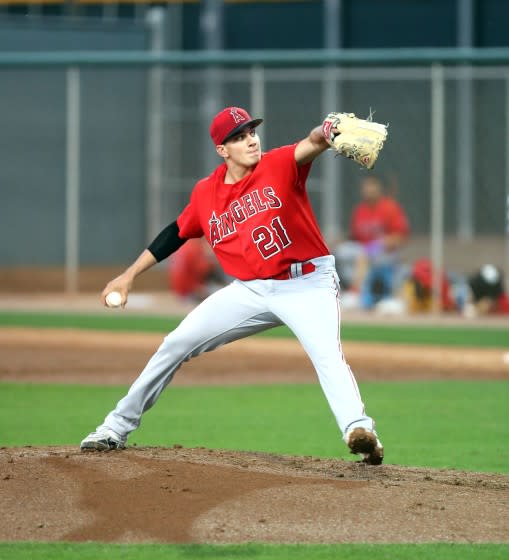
217, 127, 262, 168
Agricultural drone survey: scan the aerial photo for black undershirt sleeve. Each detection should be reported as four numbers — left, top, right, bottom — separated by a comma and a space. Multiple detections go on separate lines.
147, 220, 188, 262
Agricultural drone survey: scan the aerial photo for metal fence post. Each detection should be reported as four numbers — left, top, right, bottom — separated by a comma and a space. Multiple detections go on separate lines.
146, 7, 165, 241
65, 66, 80, 293
250, 64, 265, 148
431, 63, 445, 314
505, 75, 509, 291
457, 0, 474, 240
201, 0, 224, 174
322, 0, 343, 243
456, 66, 474, 240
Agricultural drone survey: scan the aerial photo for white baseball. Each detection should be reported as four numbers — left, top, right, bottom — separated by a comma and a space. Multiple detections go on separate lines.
105, 291, 122, 308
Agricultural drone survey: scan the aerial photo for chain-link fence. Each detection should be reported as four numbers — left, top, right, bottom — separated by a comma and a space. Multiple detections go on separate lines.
0, 51, 508, 296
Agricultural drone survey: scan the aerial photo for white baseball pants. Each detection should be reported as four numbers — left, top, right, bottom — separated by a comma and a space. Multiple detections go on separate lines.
101, 255, 375, 440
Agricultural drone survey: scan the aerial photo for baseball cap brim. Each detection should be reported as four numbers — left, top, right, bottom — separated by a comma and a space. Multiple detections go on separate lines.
221, 118, 263, 144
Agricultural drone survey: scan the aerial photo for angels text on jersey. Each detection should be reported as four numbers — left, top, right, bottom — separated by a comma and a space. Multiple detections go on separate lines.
208, 185, 293, 259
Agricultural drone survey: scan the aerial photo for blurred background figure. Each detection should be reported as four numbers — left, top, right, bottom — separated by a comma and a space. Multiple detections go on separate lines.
335, 175, 409, 310
463, 264, 509, 317
167, 238, 225, 303
401, 258, 457, 313
401, 261, 509, 316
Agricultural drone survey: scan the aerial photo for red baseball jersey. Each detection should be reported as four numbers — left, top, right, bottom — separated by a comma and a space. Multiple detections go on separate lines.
177, 144, 329, 281
350, 197, 409, 244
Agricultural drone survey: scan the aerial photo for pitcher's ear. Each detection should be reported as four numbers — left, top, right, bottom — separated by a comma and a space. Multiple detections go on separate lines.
216, 145, 228, 158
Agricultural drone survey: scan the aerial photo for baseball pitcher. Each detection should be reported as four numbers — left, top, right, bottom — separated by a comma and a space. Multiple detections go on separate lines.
80, 107, 387, 465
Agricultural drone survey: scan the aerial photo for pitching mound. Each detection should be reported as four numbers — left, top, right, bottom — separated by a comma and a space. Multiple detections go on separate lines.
1, 446, 508, 544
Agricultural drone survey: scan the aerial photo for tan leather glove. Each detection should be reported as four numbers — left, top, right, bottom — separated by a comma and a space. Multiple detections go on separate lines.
322, 111, 388, 169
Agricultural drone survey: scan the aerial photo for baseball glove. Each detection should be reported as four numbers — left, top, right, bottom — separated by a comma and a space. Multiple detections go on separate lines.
322, 111, 388, 169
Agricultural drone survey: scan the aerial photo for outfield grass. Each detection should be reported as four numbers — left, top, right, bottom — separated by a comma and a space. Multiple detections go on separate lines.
0, 310, 508, 347
1, 543, 508, 560
1, 381, 508, 473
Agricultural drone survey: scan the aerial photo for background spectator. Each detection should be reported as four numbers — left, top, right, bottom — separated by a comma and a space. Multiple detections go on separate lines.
463, 264, 509, 317
400, 258, 457, 313
335, 175, 409, 309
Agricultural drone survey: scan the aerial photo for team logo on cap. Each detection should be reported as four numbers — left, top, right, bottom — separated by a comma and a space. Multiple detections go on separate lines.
230, 108, 246, 124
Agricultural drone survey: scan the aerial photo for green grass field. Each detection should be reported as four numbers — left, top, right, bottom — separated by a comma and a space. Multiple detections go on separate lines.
1, 381, 508, 472
1, 310, 508, 559
0, 542, 508, 560
1, 310, 508, 347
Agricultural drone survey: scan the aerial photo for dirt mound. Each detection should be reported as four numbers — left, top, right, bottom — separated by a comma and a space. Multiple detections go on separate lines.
1, 446, 508, 544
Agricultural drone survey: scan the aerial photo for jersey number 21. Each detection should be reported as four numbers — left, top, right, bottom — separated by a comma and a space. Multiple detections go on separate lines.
251, 216, 292, 259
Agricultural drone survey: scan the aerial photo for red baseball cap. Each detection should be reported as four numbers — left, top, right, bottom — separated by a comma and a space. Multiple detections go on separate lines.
209, 107, 263, 145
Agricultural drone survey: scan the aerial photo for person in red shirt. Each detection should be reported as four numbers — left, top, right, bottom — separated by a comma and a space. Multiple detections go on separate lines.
80, 107, 384, 465
167, 238, 224, 302
336, 175, 409, 309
